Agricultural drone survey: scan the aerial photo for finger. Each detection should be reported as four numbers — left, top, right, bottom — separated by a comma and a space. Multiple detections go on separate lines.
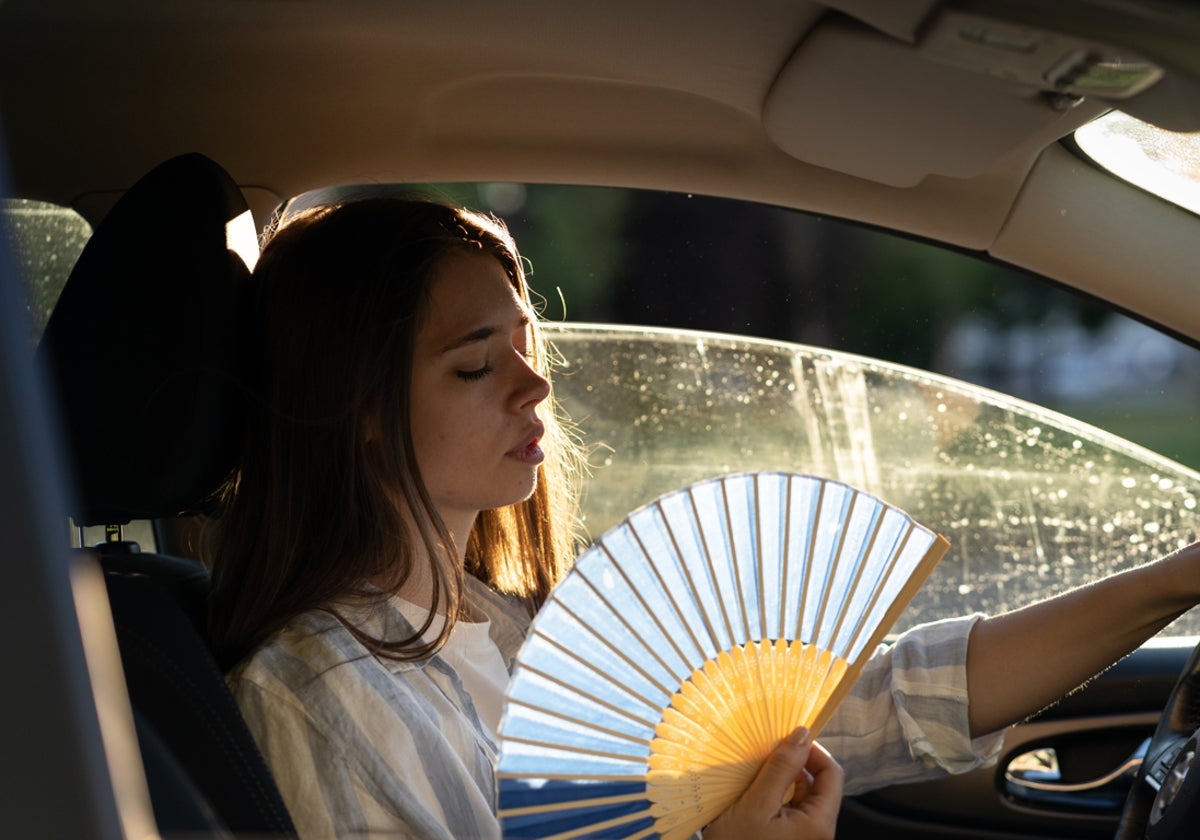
786, 768, 814, 807
740, 727, 813, 814
771, 742, 844, 837
795, 741, 844, 820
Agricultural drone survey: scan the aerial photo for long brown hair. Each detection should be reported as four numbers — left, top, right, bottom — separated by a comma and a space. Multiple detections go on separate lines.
207, 196, 582, 667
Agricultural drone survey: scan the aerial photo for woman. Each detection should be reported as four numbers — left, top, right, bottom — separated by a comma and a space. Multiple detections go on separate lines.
208, 196, 1199, 838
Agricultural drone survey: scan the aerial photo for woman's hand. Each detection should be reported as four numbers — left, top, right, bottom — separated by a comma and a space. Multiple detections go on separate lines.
704, 727, 843, 840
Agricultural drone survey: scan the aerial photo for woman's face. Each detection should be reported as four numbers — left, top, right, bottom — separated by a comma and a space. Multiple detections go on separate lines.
409, 251, 551, 539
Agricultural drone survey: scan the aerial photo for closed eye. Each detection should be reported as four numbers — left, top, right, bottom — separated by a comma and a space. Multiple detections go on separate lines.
456, 364, 493, 382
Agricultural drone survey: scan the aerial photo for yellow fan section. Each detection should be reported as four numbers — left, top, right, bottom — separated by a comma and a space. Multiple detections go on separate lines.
644, 640, 847, 839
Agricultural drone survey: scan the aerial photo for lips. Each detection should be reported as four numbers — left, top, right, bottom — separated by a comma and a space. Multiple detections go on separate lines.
507, 424, 546, 464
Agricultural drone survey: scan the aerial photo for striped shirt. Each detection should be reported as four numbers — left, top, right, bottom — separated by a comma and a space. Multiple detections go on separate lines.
228, 576, 1005, 838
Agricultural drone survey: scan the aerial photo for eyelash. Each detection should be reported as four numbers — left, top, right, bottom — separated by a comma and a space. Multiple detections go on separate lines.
454, 346, 535, 382
456, 365, 493, 382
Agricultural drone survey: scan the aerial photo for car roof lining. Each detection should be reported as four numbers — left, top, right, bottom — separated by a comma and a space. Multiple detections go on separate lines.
2, 0, 1199, 341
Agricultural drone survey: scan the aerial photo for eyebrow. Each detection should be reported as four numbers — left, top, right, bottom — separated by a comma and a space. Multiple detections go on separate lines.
438, 314, 531, 355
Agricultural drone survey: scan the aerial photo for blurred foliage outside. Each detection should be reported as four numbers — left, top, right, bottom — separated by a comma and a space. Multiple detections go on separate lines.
7, 185, 1199, 471
435, 183, 1200, 472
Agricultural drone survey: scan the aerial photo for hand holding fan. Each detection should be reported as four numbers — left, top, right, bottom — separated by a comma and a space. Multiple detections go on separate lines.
497, 472, 949, 839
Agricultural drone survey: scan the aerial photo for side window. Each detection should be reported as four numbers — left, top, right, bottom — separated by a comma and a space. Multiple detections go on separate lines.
288, 182, 1200, 636
548, 325, 1200, 637
1, 198, 92, 343
2, 198, 156, 551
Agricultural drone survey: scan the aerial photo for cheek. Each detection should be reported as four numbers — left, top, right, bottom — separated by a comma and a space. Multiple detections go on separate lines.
411, 401, 472, 467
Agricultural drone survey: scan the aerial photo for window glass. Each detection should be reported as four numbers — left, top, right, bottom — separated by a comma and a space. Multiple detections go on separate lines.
417, 184, 1197, 471
1075, 110, 1200, 218
4, 199, 159, 552
73, 521, 158, 552
1, 198, 92, 343
289, 183, 1200, 635
548, 324, 1200, 636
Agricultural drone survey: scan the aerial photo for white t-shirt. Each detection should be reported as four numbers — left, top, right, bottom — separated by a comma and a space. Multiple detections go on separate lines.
394, 597, 511, 742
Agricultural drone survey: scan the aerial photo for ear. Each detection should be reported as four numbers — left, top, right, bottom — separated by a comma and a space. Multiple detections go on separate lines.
361, 413, 382, 444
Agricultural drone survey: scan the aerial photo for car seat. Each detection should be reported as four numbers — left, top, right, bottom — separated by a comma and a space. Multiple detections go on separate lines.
36, 153, 296, 836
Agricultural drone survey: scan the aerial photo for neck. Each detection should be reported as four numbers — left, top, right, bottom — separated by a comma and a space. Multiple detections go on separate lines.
442, 511, 476, 567
384, 507, 477, 614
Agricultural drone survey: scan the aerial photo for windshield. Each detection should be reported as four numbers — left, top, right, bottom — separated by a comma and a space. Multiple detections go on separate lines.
1075, 110, 1200, 217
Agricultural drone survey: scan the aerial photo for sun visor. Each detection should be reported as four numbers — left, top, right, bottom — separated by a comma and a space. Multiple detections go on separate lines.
763, 12, 1154, 187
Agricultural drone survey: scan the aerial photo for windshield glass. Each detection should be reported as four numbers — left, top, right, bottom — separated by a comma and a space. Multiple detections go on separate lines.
1075, 110, 1200, 217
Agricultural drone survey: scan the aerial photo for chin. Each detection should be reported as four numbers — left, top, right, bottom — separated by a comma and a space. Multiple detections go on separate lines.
509, 473, 541, 506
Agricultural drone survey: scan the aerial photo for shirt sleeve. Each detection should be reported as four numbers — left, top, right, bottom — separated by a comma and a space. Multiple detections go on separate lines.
230, 656, 493, 840
818, 613, 1007, 796
230, 676, 392, 839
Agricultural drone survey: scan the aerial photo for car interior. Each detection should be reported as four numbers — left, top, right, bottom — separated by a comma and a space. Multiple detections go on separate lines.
35, 152, 294, 836
2, 1, 1200, 838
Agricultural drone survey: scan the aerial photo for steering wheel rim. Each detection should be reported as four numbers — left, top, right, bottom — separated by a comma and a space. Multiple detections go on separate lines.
1116, 639, 1200, 839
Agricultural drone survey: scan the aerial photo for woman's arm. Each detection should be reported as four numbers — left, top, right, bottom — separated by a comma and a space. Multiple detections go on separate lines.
965, 539, 1200, 737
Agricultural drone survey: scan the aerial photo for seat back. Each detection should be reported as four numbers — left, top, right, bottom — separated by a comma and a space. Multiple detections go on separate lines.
37, 153, 295, 836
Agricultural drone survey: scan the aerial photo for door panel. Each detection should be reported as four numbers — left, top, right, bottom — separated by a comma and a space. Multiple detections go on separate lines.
838, 642, 1192, 839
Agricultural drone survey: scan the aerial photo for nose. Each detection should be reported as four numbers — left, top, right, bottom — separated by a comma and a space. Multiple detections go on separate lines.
515, 352, 551, 410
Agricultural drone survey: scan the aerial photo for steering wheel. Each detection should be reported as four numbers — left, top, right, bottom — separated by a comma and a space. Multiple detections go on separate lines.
1115, 640, 1200, 839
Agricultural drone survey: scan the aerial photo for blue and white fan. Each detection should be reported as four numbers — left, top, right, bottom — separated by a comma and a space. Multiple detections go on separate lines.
497, 472, 949, 839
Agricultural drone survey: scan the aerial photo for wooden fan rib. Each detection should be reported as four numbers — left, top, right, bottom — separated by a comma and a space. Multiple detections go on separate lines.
753, 475, 768, 641
802, 646, 850, 728
822, 499, 887, 657
834, 519, 920, 665
685, 484, 738, 652
596, 540, 695, 683
649, 722, 751, 769
717, 479, 753, 645
506, 696, 653, 751
794, 478, 826, 643
762, 639, 793, 744
512, 812, 654, 840
809, 487, 857, 651
622, 520, 711, 667
652, 673, 753, 782
549, 590, 675, 699
648, 763, 760, 792
517, 659, 660, 729
506, 801, 657, 840
668, 657, 753, 748
500, 790, 648, 818
658, 688, 764, 759
809, 533, 950, 736
654, 499, 724, 656
651, 641, 809, 784
762, 639, 783, 743
729, 643, 773, 749
768, 638, 799, 742
503, 734, 647, 766
778, 475, 794, 643
500, 472, 954, 839
690, 648, 774, 747
497, 770, 646, 783
648, 787, 744, 835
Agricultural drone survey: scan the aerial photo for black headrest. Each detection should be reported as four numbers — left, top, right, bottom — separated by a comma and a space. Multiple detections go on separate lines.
37, 154, 256, 526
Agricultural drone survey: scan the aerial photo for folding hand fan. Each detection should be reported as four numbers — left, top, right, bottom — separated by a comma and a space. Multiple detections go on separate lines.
497, 471, 949, 839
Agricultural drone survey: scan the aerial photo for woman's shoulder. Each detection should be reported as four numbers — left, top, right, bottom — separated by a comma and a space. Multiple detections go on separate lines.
228, 607, 376, 694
